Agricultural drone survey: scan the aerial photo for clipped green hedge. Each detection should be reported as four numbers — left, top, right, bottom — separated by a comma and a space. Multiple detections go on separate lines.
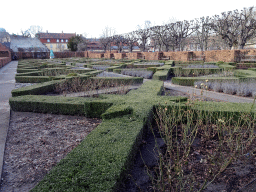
218, 64, 236, 71
153, 70, 169, 80
67, 68, 95, 74
15, 76, 52, 83
11, 80, 64, 97
26, 80, 164, 192
172, 77, 239, 86
9, 95, 86, 115
164, 60, 175, 65
15, 71, 41, 76
91, 77, 143, 85
17, 68, 39, 73
84, 101, 113, 118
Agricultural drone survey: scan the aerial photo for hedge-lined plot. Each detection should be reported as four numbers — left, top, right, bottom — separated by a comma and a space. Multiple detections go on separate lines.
10, 80, 186, 191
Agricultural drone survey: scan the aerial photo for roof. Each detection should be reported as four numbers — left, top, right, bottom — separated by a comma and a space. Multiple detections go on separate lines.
38, 33, 76, 39
10, 35, 49, 52
0, 43, 10, 52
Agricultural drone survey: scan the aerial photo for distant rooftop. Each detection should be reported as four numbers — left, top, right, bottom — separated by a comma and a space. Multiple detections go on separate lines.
38, 32, 76, 39
0, 28, 6, 32
10, 35, 49, 52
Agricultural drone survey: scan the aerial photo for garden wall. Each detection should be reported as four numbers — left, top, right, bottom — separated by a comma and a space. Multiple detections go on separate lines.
0, 43, 11, 68
163, 51, 190, 61
0, 57, 11, 68
53, 51, 85, 58
204, 50, 239, 63
142, 52, 161, 60
113, 53, 126, 59
126, 53, 140, 60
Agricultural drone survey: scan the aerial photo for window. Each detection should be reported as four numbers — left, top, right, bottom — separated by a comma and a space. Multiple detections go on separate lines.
47, 39, 50, 42
66, 39, 68, 42
61, 39, 64, 42
56, 39, 59, 42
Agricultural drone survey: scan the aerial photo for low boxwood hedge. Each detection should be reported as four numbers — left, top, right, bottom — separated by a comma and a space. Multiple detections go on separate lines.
11, 80, 65, 97
153, 70, 169, 80
15, 76, 52, 83
171, 77, 240, 86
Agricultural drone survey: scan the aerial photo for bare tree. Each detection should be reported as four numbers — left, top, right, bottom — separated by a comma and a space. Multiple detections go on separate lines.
150, 26, 165, 51
194, 16, 213, 51
100, 26, 116, 52
124, 32, 138, 52
166, 20, 196, 51
21, 25, 43, 38
236, 6, 256, 49
112, 35, 127, 53
135, 21, 152, 52
212, 11, 240, 49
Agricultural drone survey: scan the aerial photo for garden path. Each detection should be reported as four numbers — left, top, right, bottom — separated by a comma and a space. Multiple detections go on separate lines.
0, 61, 17, 181
164, 80, 256, 103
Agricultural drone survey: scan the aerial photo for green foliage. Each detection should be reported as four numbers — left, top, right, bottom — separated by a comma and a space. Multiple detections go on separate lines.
172, 77, 239, 86
15, 76, 52, 83
67, 35, 85, 51
11, 80, 64, 97
153, 70, 169, 80
67, 73, 78, 77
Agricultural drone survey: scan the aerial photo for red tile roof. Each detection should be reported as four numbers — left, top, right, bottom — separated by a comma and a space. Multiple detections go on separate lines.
38, 33, 76, 39
0, 43, 10, 52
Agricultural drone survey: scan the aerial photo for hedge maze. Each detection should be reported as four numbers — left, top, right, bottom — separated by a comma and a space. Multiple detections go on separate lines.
9, 58, 256, 191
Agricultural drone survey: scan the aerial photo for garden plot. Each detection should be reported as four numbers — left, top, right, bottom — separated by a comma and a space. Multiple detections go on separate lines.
121, 68, 153, 79
151, 103, 256, 191
7, 58, 256, 192
194, 79, 256, 97
97, 71, 130, 78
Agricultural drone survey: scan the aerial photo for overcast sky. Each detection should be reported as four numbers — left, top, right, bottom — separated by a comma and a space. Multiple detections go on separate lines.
1, 0, 255, 38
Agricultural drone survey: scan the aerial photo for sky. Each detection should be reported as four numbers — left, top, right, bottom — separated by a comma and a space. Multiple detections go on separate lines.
1, 0, 255, 38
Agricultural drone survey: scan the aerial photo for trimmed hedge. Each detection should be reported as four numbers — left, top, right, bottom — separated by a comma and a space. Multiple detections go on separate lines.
172, 77, 239, 86
90, 77, 143, 85
17, 68, 39, 73
23, 80, 164, 192
11, 80, 65, 97
9, 95, 86, 115
153, 70, 169, 80
15, 71, 41, 76
15, 76, 52, 83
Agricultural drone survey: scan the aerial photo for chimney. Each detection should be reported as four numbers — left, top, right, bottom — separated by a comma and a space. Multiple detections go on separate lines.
62, 30, 63, 33
46, 30, 48, 33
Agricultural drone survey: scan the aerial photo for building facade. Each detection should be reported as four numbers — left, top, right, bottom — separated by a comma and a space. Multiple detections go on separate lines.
37, 32, 76, 52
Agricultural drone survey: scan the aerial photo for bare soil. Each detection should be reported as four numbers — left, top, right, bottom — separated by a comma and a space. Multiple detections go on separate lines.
0, 111, 101, 192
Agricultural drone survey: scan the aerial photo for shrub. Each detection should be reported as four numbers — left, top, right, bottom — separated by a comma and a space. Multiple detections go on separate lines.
66, 73, 78, 77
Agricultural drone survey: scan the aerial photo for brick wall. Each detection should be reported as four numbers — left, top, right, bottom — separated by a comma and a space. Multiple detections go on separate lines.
0, 43, 11, 68
142, 52, 161, 60
53, 51, 85, 58
163, 51, 190, 61
204, 50, 238, 63
126, 53, 140, 60
104, 53, 114, 59
0, 57, 11, 68
113, 53, 126, 59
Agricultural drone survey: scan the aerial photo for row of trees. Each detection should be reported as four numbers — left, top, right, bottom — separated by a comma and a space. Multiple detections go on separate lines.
99, 6, 256, 52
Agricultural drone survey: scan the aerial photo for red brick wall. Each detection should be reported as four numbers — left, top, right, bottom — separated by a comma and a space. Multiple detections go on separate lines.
142, 52, 161, 60
0, 43, 11, 68
126, 53, 140, 60
104, 53, 114, 59
0, 57, 11, 68
204, 50, 238, 62
113, 53, 126, 59
163, 51, 190, 61
53, 51, 85, 58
